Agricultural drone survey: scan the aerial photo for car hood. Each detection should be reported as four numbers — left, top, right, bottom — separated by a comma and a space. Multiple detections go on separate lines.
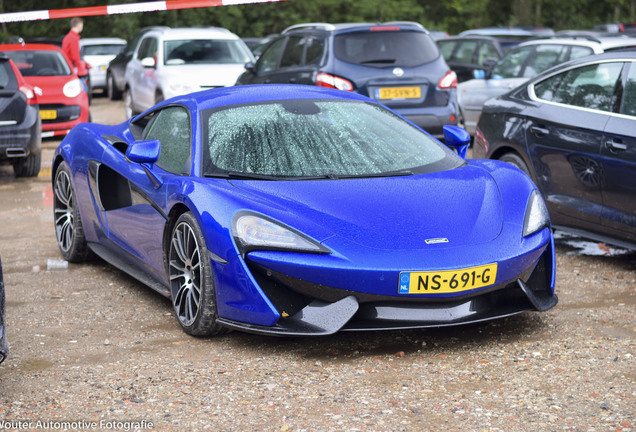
229, 164, 504, 251
23, 75, 84, 104
161, 64, 246, 87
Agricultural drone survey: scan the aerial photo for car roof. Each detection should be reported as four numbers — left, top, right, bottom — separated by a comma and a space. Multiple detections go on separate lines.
0, 43, 63, 52
518, 36, 636, 51
282, 22, 427, 34
146, 27, 239, 40
80, 38, 127, 46
181, 84, 375, 112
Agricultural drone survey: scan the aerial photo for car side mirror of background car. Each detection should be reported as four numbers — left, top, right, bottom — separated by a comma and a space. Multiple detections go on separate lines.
141, 57, 156, 68
126, 139, 161, 164
443, 125, 471, 159
244, 62, 256, 74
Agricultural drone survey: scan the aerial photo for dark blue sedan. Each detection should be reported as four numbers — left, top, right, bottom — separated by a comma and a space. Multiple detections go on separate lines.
52, 85, 556, 336
475, 51, 636, 251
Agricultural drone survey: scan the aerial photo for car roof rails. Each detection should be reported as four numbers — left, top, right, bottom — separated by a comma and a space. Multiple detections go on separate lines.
282, 23, 336, 33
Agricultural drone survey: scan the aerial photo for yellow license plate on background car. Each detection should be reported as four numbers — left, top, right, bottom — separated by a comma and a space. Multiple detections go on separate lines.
378, 86, 421, 100
40, 110, 57, 120
398, 263, 498, 294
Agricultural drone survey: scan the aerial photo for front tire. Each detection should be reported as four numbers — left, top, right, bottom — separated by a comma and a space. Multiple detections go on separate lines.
53, 161, 92, 262
124, 88, 136, 118
107, 72, 122, 100
168, 212, 227, 336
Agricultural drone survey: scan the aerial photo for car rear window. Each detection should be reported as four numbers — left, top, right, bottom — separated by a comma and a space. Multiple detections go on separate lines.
334, 30, 439, 67
81, 44, 125, 56
0, 61, 18, 89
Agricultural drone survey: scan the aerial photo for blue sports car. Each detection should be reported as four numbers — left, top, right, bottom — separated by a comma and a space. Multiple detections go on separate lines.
52, 85, 557, 336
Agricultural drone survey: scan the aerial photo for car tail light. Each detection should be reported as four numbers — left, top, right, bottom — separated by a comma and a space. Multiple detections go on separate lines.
370, 26, 400, 31
316, 73, 354, 91
475, 125, 489, 154
438, 71, 457, 89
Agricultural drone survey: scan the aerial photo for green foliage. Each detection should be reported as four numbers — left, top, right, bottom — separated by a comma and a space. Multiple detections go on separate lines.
0, 0, 635, 42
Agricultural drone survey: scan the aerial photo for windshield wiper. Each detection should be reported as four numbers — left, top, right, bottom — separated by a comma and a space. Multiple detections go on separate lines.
331, 170, 413, 179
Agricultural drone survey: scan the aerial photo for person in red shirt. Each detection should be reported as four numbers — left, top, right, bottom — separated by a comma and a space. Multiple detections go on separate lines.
62, 17, 90, 95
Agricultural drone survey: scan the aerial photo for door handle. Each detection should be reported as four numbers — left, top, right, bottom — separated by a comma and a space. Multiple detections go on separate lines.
606, 139, 627, 152
530, 126, 549, 137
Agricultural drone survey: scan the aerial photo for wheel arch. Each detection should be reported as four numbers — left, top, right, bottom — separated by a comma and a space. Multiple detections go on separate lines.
162, 203, 192, 270
489, 142, 538, 184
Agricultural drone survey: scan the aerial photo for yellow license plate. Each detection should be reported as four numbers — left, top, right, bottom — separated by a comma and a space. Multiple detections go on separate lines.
40, 110, 57, 120
378, 86, 421, 99
399, 263, 498, 294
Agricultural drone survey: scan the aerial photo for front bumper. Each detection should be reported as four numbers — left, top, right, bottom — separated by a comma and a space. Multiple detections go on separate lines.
213, 232, 557, 336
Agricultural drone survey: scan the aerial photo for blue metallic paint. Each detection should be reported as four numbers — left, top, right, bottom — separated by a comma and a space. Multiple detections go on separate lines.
53, 85, 556, 335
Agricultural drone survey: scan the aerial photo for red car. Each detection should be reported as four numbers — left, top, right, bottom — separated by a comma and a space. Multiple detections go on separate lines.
0, 43, 89, 138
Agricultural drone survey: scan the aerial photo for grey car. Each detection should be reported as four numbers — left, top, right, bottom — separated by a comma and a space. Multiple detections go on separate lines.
458, 36, 636, 135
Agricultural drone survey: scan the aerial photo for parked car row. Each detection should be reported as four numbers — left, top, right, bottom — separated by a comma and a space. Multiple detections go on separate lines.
112, 22, 459, 139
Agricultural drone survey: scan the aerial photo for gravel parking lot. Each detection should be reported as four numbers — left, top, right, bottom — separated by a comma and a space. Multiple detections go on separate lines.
0, 96, 634, 432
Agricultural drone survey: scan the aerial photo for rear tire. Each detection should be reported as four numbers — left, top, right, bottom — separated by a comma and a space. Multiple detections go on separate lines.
168, 212, 228, 337
12, 152, 41, 177
499, 152, 531, 177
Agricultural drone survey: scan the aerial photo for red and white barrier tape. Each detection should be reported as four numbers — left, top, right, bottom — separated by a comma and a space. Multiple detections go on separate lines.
0, 0, 288, 23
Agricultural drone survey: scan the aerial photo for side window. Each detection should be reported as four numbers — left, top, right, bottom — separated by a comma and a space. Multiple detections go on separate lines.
453, 41, 478, 63
477, 42, 500, 65
492, 46, 533, 79
305, 37, 325, 66
620, 63, 636, 116
437, 40, 458, 60
535, 62, 623, 112
569, 46, 595, 61
137, 37, 157, 61
522, 44, 568, 78
279, 36, 305, 68
257, 38, 285, 73
142, 106, 191, 174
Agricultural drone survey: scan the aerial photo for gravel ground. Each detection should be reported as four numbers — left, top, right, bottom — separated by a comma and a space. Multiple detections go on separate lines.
0, 97, 633, 432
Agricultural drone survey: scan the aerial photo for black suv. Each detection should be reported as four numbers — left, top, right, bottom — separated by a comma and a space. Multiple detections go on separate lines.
236, 22, 458, 138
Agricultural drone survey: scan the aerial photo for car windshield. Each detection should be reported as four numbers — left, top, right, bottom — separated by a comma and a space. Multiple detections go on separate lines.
81, 44, 125, 56
4, 50, 71, 77
334, 30, 439, 67
202, 99, 461, 179
164, 39, 251, 65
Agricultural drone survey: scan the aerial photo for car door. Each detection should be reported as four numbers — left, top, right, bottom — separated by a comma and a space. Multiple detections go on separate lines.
601, 61, 636, 241
250, 35, 324, 85
104, 106, 192, 282
128, 35, 158, 110
523, 61, 623, 228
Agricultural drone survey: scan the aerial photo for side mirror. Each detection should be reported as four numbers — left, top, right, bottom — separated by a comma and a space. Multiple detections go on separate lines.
244, 62, 255, 74
443, 125, 471, 159
141, 57, 156, 68
126, 139, 160, 164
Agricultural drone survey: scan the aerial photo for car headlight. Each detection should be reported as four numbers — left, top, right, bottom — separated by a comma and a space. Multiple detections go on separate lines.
233, 214, 330, 255
63, 79, 82, 98
523, 190, 550, 237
